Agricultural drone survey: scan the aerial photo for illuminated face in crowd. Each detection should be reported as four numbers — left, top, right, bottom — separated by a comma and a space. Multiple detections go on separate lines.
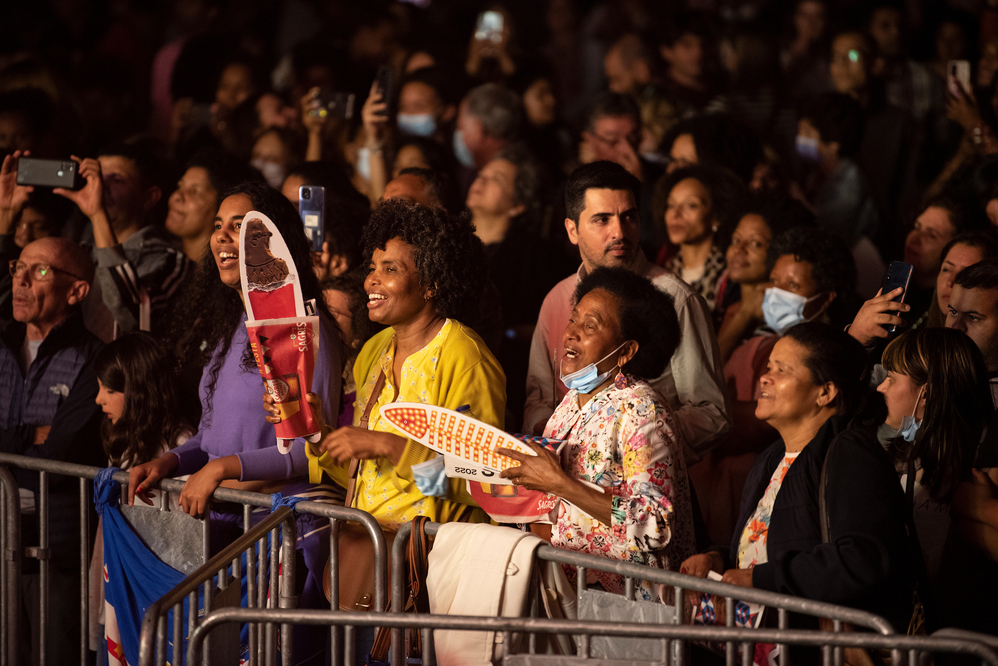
565, 188, 640, 273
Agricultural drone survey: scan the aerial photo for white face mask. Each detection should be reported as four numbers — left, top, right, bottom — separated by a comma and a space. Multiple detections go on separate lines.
251, 159, 286, 189
762, 287, 827, 335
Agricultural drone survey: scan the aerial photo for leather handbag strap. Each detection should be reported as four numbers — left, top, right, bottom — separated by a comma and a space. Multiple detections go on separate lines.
368, 517, 434, 663
345, 371, 386, 508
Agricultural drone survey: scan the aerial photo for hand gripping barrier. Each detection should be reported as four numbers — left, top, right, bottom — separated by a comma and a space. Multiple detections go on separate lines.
185, 608, 998, 666
0, 452, 387, 666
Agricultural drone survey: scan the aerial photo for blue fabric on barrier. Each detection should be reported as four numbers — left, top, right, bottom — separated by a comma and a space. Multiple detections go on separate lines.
95, 467, 192, 666
95, 469, 273, 665
270, 491, 308, 513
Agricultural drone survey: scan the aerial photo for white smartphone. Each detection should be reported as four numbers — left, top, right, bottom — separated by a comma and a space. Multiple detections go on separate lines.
948, 59, 971, 96
474, 10, 504, 44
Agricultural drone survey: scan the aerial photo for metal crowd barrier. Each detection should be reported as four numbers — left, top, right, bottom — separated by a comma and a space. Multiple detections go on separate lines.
0, 452, 388, 666
186, 608, 998, 666
390, 521, 897, 666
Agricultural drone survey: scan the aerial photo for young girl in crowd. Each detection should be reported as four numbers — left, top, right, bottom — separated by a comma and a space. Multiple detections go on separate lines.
91, 331, 195, 656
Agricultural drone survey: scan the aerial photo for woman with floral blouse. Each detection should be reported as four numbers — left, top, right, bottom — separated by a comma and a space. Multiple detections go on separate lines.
499, 267, 695, 601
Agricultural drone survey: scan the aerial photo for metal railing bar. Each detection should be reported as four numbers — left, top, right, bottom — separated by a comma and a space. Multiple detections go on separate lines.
0, 466, 21, 666
79, 477, 88, 666
38, 470, 48, 666
137, 506, 294, 666
391, 520, 894, 636
186, 608, 998, 666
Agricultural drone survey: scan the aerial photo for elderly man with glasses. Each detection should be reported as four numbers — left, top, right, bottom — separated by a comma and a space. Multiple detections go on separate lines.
2, 236, 105, 666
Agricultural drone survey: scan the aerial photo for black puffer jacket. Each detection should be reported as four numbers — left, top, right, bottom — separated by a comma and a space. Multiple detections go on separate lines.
727, 415, 915, 632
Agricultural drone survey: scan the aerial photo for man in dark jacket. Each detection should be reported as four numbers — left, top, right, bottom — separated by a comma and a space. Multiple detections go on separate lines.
1, 236, 105, 666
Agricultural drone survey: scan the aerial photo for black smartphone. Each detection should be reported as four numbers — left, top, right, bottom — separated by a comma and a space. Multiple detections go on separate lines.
376, 65, 395, 118
880, 261, 914, 333
308, 90, 356, 120
16, 157, 84, 190
299, 185, 325, 253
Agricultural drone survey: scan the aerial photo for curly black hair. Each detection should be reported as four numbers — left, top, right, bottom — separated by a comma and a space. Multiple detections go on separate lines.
767, 226, 856, 295
166, 180, 335, 420
767, 226, 858, 328
573, 267, 680, 380
362, 199, 487, 326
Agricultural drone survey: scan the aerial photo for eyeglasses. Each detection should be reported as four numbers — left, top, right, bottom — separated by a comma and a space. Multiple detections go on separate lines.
8, 260, 83, 282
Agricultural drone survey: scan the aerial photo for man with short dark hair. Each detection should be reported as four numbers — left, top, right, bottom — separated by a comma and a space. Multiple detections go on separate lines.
0, 233, 104, 666
55, 142, 189, 338
947, 260, 998, 403
525, 161, 730, 461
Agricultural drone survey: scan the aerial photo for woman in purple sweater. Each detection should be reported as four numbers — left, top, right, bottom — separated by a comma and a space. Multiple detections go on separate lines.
128, 181, 341, 664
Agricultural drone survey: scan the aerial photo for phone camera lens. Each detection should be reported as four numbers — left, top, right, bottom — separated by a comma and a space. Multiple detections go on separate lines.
302, 189, 310, 199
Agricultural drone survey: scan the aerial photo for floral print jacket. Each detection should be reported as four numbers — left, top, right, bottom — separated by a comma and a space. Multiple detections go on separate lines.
543, 373, 696, 600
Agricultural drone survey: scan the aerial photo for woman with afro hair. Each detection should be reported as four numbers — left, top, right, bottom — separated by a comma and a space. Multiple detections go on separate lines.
269, 198, 506, 531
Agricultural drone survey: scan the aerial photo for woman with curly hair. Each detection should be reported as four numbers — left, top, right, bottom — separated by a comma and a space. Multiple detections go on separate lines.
127, 180, 342, 665
498, 267, 695, 601
268, 198, 506, 531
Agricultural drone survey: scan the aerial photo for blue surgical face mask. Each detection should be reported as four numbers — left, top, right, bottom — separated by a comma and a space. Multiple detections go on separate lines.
355, 147, 372, 181
398, 113, 436, 137
763, 287, 826, 336
560, 342, 627, 394
795, 135, 820, 162
411, 455, 448, 498
452, 129, 475, 168
899, 384, 925, 442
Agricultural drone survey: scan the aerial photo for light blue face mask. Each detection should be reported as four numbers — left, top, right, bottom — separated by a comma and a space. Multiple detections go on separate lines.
411, 455, 448, 498
398, 113, 436, 137
763, 287, 826, 336
355, 147, 372, 181
560, 342, 627, 394
795, 135, 820, 162
452, 129, 475, 168
899, 385, 925, 442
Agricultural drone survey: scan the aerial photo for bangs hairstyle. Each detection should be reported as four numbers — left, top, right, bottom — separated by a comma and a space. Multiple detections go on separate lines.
95, 332, 193, 467
573, 267, 680, 380
881, 328, 993, 502
782, 322, 870, 418
362, 199, 487, 325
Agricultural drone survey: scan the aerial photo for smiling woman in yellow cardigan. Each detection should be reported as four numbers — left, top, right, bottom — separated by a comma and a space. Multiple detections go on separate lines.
267, 200, 506, 530
309, 318, 505, 529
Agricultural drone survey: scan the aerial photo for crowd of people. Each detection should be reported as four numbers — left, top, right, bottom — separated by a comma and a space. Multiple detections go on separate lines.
3, 0, 998, 663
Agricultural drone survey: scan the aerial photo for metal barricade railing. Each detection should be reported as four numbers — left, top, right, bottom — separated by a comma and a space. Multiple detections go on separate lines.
138, 504, 298, 666
0, 452, 388, 666
186, 608, 998, 666
390, 521, 896, 666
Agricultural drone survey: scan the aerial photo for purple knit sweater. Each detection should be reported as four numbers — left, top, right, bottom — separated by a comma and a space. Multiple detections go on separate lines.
170, 314, 341, 480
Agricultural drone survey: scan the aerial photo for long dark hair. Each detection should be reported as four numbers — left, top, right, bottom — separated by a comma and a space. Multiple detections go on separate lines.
166, 181, 336, 420
95, 332, 194, 466
881, 328, 994, 502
